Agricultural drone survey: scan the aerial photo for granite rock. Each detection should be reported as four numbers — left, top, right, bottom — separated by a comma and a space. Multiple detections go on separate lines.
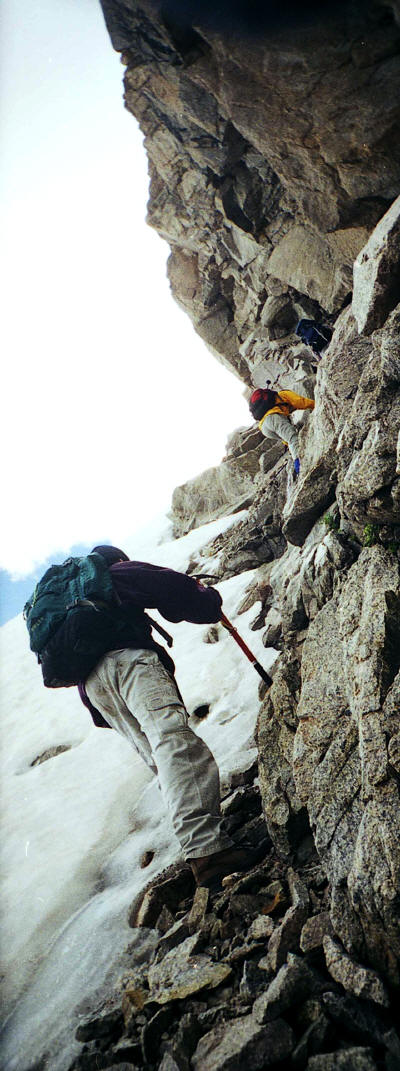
323, 936, 390, 1007
102, 0, 400, 389
306, 1048, 377, 1070
148, 934, 232, 1003
353, 195, 400, 334
192, 1014, 294, 1071
301, 913, 334, 954
253, 954, 323, 1024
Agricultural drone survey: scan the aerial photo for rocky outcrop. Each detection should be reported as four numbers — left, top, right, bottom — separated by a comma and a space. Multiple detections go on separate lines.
101, 0, 400, 387
256, 489, 400, 992
353, 195, 400, 334
69, 769, 399, 1071
283, 301, 400, 548
171, 426, 267, 537
293, 548, 400, 985
66, 4, 400, 1069
171, 244, 400, 1005
98, 0, 400, 551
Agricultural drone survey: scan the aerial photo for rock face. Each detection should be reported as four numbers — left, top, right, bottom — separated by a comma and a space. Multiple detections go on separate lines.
101, 0, 400, 389
68, 4, 400, 1069
256, 515, 400, 988
171, 426, 266, 537
353, 195, 400, 334
293, 547, 400, 985
69, 773, 399, 1071
283, 303, 400, 547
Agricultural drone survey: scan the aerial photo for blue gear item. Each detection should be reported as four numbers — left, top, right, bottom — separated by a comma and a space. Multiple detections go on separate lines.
295, 319, 332, 355
294, 458, 300, 476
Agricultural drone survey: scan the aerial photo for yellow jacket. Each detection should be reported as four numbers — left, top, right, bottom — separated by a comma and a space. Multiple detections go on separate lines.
259, 389, 315, 428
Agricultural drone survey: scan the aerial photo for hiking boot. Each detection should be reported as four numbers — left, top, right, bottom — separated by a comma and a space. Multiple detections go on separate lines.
190, 842, 268, 890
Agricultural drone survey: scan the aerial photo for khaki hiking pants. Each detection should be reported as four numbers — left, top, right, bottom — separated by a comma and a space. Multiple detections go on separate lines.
85, 648, 233, 860
261, 412, 299, 460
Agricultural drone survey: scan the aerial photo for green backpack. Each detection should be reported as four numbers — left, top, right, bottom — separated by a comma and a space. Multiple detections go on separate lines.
24, 553, 174, 689
24, 553, 114, 655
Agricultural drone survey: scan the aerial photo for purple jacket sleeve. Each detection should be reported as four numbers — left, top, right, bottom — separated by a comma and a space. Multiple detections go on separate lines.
77, 682, 112, 729
109, 560, 222, 624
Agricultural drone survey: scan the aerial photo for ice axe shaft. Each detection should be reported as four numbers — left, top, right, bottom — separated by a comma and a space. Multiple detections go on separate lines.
193, 575, 272, 687
220, 611, 272, 686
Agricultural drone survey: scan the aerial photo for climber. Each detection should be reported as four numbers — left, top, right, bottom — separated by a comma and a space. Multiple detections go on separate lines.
249, 386, 315, 475
295, 319, 332, 357
76, 546, 267, 889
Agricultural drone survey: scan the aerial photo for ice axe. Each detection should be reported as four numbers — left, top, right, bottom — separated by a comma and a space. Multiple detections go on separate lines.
219, 611, 272, 686
194, 574, 272, 687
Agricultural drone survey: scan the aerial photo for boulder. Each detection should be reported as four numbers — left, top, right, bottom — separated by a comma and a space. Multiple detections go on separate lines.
301, 913, 334, 954
352, 196, 400, 334
267, 225, 351, 313
128, 865, 195, 928
266, 870, 309, 972
323, 937, 389, 1007
253, 954, 323, 1023
192, 1014, 294, 1071
148, 934, 232, 1003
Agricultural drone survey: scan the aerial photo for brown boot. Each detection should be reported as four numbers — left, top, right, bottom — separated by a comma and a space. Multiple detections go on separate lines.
190, 843, 267, 890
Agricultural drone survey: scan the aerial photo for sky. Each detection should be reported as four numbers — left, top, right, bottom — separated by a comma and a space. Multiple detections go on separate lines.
0, 0, 250, 590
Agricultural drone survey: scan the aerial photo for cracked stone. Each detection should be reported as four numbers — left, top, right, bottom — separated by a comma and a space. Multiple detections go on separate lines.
323, 937, 390, 1007
265, 874, 309, 972
300, 912, 334, 954
307, 1048, 378, 1070
322, 991, 388, 1046
248, 915, 275, 941
148, 934, 232, 1004
192, 1014, 294, 1071
253, 953, 323, 1023
188, 886, 210, 935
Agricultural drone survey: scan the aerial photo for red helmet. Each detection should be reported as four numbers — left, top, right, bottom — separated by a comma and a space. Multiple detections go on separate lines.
249, 387, 276, 420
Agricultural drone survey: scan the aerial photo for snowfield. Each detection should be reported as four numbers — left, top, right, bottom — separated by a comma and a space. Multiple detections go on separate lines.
0, 511, 276, 1071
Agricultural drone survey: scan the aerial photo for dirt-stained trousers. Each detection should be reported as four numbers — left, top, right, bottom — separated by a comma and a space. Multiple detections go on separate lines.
85, 648, 233, 860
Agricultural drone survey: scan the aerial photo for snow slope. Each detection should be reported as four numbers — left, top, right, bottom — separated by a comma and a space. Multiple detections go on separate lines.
0, 512, 275, 1071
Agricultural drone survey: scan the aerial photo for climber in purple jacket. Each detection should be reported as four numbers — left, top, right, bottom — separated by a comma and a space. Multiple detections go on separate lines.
78, 545, 266, 890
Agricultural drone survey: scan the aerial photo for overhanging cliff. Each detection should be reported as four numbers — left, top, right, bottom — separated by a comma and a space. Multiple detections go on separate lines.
101, 0, 400, 390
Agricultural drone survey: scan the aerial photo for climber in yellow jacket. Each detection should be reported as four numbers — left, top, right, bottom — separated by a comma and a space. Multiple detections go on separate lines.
249, 386, 315, 475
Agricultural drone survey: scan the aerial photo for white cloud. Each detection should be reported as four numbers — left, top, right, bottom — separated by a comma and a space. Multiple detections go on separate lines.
1, 0, 251, 576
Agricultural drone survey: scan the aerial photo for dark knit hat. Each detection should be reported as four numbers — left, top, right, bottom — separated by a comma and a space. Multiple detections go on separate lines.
91, 545, 130, 566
